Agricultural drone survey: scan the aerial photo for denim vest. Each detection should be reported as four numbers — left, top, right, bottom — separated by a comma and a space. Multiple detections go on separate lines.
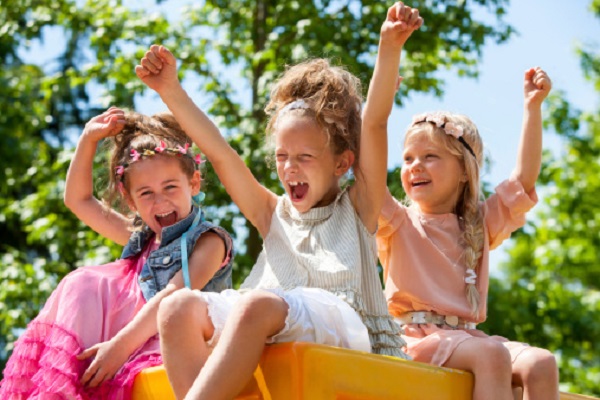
121, 207, 233, 301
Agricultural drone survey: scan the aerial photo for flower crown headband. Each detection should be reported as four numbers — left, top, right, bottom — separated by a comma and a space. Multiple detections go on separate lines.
115, 140, 204, 182
411, 113, 476, 158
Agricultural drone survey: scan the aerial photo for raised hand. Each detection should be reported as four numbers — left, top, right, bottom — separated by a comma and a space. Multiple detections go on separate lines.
77, 339, 131, 388
82, 107, 126, 142
135, 44, 180, 94
524, 67, 552, 106
381, 2, 423, 48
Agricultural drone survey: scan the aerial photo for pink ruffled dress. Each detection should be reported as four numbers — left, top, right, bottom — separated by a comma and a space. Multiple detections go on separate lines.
0, 242, 162, 399
377, 178, 538, 366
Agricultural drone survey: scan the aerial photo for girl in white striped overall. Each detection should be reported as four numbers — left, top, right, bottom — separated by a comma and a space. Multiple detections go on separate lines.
135, 3, 423, 398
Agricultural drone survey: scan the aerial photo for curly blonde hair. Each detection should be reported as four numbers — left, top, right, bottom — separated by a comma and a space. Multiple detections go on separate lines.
265, 58, 363, 165
405, 112, 485, 316
103, 111, 199, 213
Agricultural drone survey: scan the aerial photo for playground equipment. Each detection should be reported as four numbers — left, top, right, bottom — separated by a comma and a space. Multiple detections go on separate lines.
132, 342, 596, 400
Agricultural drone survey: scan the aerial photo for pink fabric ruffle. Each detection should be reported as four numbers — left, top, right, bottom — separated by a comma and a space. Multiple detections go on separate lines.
0, 246, 162, 399
0, 321, 85, 399
0, 320, 163, 399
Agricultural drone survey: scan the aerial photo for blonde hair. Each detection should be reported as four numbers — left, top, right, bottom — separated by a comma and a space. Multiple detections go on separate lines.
405, 112, 484, 316
103, 111, 199, 214
265, 58, 363, 165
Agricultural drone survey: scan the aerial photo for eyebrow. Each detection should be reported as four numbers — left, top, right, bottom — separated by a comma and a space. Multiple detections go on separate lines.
133, 179, 180, 194
405, 144, 442, 152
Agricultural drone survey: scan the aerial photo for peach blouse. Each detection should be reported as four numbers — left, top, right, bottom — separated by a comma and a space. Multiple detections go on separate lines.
377, 178, 538, 324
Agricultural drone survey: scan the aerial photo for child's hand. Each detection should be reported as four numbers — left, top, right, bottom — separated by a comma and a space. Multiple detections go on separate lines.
77, 339, 131, 387
82, 107, 126, 142
524, 67, 552, 106
135, 45, 179, 94
381, 2, 423, 48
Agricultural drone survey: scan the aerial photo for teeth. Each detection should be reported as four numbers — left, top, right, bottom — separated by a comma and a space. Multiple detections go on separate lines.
156, 211, 174, 217
288, 181, 306, 186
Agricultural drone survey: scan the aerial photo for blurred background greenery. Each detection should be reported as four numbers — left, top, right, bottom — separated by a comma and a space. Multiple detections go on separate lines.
0, 0, 598, 395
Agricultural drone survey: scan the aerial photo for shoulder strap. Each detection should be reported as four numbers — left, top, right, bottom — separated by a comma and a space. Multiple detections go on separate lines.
180, 211, 203, 289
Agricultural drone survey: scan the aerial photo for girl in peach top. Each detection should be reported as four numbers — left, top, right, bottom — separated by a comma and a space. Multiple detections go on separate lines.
377, 68, 558, 400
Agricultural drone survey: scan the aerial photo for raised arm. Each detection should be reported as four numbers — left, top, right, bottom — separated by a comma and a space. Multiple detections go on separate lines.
352, 2, 422, 232
64, 107, 132, 245
78, 232, 226, 387
135, 46, 277, 237
513, 67, 552, 193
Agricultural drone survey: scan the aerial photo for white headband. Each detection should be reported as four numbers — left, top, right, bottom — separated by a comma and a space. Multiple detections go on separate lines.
279, 99, 311, 116
277, 98, 346, 134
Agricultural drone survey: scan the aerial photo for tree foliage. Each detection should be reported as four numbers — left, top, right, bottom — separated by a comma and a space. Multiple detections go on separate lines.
0, 0, 513, 375
482, 12, 600, 395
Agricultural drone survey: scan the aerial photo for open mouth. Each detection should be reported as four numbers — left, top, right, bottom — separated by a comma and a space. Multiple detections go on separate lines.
412, 179, 430, 188
289, 181, 308, 201
155, 211, 178, 227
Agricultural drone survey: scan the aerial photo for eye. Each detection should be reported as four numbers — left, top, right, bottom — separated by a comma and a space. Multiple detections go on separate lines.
275, 153, 287, 162
140, 190, 152, 197
426, 153, 438, 159
403, 155, 413, 163
299, 154, 313, 160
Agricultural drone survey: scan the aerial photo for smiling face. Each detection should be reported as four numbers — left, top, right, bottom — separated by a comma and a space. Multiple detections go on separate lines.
274, 116, 352, 213
401, 129, 466, 214
124, 155, 200, 239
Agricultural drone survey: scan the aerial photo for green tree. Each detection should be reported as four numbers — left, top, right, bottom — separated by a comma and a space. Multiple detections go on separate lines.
483, 4, 600, 395
0, 0, 512, 373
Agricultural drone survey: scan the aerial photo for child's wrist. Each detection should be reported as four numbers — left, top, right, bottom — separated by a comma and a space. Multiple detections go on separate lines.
158, 84, 187, 104
379, 36, 405, 50
112, 331, 137, 354
80, 132, 102, 145
524, 98, 544, 110
377, 43, 403, 62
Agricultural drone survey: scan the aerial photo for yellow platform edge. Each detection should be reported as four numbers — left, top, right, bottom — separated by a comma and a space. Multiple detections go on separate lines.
131, 342, 598, 400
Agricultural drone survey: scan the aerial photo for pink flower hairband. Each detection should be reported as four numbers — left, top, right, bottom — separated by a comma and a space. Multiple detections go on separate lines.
115, 140, 204, 182
411, 113, 476, 158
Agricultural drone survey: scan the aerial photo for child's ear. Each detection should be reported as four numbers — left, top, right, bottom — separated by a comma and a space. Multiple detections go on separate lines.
191, 170, 202, 194
335, 150, 355, 176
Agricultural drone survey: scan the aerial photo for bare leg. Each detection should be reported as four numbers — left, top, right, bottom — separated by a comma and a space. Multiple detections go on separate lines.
512, 347, 559, 400
444, 337, 514, 400
157, 289, 214, 399
185, 290, 288, 400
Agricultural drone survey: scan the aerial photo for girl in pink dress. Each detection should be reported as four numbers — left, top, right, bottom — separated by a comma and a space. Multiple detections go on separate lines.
377, 68, 559, 399
0, 108, 233, 399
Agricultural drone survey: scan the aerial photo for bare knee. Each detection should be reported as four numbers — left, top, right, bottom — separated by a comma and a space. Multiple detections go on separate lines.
471, 339, 513, 377
514, 347, 558, 385
232, 291, 288, 336
158, 288, 211, 339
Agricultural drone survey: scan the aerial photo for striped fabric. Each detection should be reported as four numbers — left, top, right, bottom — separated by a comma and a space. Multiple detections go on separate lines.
241, 189, 409, 359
